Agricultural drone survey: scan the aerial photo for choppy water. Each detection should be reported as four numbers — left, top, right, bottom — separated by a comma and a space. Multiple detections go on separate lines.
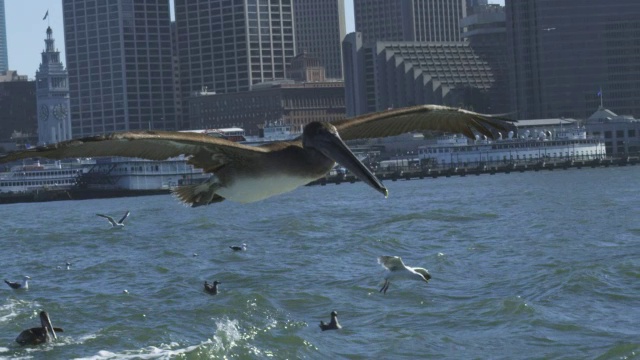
1, 166, 639, 359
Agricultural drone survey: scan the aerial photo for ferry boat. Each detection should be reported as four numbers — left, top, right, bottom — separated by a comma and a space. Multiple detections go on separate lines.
242, 120, 301, 145
0, 159, 93, 194
418, 127, 606, 166
77, 155, 210, 191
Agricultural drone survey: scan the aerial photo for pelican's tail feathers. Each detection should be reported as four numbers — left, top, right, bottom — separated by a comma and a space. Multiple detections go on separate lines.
171, 183, 225, 207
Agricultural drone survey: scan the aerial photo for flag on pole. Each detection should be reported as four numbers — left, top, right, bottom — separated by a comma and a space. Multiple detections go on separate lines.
43, 10, 49, 20
597, 87, 602, 97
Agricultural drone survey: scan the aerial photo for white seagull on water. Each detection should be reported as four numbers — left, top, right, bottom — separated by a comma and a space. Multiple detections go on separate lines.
96, 210, 130, 228
378, 256, 431, 294
5, 276, 31, 290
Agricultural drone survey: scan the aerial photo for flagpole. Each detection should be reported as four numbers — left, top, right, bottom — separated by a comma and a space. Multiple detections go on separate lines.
600, 87, 603, 108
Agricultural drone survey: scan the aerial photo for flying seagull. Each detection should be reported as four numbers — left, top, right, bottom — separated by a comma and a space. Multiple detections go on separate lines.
96, 210, 130, 228
4, 276, 30, 290
0, 105, 514, 207
16, 311, 63, 346
204, 280, 220, 295
378, 256, 431, 294
319, 311, 341, 331
229, 243, 247, 251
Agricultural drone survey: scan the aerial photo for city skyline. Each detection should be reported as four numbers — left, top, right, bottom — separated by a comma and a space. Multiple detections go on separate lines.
4, 0, 504, 79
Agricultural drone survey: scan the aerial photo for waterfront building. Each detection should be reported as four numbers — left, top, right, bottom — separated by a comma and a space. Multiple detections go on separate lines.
188, 80, 345, 136
354, 0, 466, 43
36, 27, 71, 145
174, 0, 296, 128
293, 0, 345, 79
343, 38, 498, 116
506, 0, 640, 120
62, 0, 178, 137
585, 107, 640, 156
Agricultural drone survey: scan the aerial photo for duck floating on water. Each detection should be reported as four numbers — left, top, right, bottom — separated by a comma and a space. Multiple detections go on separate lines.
16, 311, 63, 346
229, 243, 247, 251
0, 105, 514, 207
319, 311, 341, 331
204, 280, 220, 295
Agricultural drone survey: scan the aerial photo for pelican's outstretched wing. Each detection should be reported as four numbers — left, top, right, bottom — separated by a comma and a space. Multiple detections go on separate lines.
332, 105, 516, 141
0, 131, 275, 173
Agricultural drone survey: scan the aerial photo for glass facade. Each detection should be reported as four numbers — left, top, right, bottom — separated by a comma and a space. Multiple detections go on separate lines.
0, 0, 8, 72
62, 0, 177, 137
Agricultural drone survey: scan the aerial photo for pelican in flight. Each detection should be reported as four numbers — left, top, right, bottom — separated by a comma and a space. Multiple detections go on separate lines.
0, 105, 513, 207
378, 256, 431, 294
319, 311, 342, 331
15, 311, 63, 346
4, 276, 30, 290
96, 210, 130, 228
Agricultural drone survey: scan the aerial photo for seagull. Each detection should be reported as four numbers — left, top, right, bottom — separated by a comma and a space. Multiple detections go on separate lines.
319, 311, 341, 331
378, 256, 431, 294
96, 210, 130, 228
204, 280, 220, 295
0, 105, 514, 207
4, 276, 30, 290
229, 243, 247, 251
15, 311, 63, 346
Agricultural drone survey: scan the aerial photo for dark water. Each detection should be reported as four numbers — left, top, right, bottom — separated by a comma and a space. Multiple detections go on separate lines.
1, 166, 639, 359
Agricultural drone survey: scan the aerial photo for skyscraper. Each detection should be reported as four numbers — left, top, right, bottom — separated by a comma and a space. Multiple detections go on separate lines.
174, 0, 296, 128
36, 27, 71, 145
507, 0, 640, 119
354, 0, 466, 43
0, 0, 8, 72
62, 0, 177, 138
293, 0, 346, 79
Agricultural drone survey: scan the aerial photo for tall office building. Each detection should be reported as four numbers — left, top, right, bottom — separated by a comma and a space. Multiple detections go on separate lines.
62, 0, 177, 138
174, 0, 295, 105
507, 0, 640, 120
354, 0, 466, 43
293, 0, 346, 79
36, 27, 71, 145
0, 0, 8, 72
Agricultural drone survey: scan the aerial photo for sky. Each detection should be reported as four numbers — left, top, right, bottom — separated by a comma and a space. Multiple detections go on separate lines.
4, 0, 505, 80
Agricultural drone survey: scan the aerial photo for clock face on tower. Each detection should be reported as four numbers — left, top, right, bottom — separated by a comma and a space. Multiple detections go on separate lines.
53, 103, 68, 120
40, 105, 49, 121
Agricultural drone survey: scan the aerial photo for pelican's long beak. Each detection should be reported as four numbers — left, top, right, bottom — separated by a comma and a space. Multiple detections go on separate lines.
39, 311, 57, 341
316, 129, 388, 198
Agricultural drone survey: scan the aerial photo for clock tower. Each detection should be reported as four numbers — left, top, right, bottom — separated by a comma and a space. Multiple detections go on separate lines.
36, 26, 71, 145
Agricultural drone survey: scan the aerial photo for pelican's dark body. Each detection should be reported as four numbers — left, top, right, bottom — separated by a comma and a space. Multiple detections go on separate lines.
16, 311, 62, 346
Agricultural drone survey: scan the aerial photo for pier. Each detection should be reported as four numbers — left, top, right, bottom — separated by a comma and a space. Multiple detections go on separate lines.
309, 156, 639, 186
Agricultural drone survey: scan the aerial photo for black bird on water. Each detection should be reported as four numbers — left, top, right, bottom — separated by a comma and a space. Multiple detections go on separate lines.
204, 280, 220, 295
16, 311, 63, 346
319, 311, 341, 331
229, 243, 247, 251
0, 105, 514, 208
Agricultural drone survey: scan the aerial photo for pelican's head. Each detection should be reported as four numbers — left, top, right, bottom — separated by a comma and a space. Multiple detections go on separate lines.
303, 122, 388, 198
38, 311, 57, 341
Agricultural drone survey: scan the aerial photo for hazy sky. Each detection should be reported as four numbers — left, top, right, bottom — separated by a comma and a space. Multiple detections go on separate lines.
4, 0, 505, 80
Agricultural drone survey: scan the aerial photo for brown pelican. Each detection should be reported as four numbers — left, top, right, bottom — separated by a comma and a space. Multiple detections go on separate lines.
378, 256, 431, 294
15, 311, 63, 346
4, 276, 30, 290
319, 311, 341, 331
96, 210, 130, 227
0, 105, 513, 207
204, 280, 220, 295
